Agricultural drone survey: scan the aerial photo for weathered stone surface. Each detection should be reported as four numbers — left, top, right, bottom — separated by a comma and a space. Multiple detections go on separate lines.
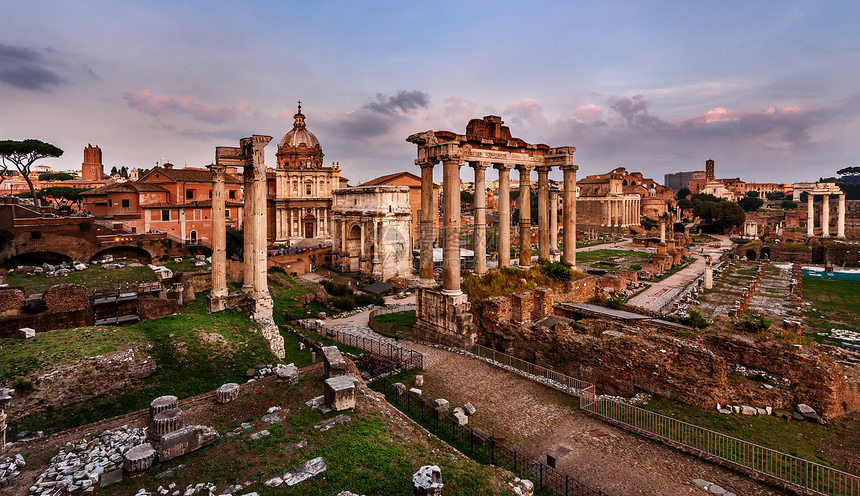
795, 403, 823, 423
0, 288, 24, 317
43, 283, 89, 311
463, 402, 476, 416
434, 398, 449, 411
274, 363, 299, 385
282, 456, 327, 486
323, 346, 348, 378
511, 477, 534, 496
394, 382, 407, 395
412, 465, 443, 496
156, 425, 220, 462
124, 443, 156, 473
409, 388, 422, 395
216, 383, 240, 403
151, 408, 184, 440
324, 375, 356, 412
453, 409, 468, 425
149, 395, 178, 421
740, 405, 757, 415
414, 375, 424, 387
18, 327, 35, 338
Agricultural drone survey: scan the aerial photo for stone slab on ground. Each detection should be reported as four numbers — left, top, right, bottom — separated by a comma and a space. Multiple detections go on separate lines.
324, 375, 356, 411
156, 425, 220, 462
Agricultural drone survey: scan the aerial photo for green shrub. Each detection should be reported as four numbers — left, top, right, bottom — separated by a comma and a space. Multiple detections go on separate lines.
321, 280, 354, 297
539, 261, 572, 282
354, 292, 375, 307
13, 377, 34, 394
332, 295, 356, 312
736, 314, 773, 333
680, 309, 709, 329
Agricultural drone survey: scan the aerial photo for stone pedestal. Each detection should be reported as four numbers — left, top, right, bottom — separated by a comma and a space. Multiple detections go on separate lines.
324, 375, 356, 411
274, 363, 299, 385
412, 465, 443, 496
323, 346, 349, 378
216, 383, 240, 403
414, 288, 476, 348
149, 395, 178, 421
124, 443, 156, 473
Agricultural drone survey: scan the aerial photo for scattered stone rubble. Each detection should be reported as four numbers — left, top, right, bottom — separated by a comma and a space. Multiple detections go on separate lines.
692, 477, 737, 496
0, 453, 25, 489
715, 403, 773, 416
509, 477, 534, 496
412, 465, 443, 496
28, 425, 147, 494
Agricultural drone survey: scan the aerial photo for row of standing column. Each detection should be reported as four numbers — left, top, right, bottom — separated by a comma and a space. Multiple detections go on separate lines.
418, 158, 578, 295
806, 194, 846, 238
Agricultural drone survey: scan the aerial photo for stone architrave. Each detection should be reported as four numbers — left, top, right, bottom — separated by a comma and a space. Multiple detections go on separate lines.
536, 165, 551, 261
495, 164, 513, 268
562, 165, 578, 266
124, 443, 156, 473
471, 162, 488, 275
156, 425, 220, 462
324, 375, 356, 411
216, 383, 240, 403
149, 395, 178, 421
517, 164, 533, 267
412, 465, 444, 496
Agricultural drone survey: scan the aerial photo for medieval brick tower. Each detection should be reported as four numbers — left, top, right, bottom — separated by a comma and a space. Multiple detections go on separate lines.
705, 159, 715, 180
81, 144, 103, 181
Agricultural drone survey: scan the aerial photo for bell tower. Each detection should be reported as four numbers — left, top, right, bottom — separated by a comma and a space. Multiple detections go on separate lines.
705, 159, 715, 180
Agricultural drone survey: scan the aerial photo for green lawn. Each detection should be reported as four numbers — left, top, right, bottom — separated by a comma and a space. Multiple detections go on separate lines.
372, 311, 417, 327
5, 264, 158, 296
803, 276, 860, 343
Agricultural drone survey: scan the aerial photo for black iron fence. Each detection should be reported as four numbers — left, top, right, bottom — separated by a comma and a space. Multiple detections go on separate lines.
374, 377, 606, 496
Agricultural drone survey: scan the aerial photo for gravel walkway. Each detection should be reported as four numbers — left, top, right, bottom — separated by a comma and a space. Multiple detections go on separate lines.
408, 342, 784, 496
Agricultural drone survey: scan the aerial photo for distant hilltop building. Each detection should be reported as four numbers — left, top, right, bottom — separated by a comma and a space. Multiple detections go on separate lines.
577, 167, 676, 233
81, 144, 104, 181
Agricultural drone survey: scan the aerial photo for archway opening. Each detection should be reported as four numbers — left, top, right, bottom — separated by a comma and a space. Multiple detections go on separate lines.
2, 251, 72, 268
90, 246, 153, 264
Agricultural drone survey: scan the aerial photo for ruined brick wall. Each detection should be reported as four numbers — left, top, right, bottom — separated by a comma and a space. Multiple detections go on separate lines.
43, 284, 89, 311
532, 288, 553, 320
615, 269, 638, 284
597, 276, 625, 293
0, 287, 24, 316
819, 243, 860, 265
138, 295, 180, 320
175, 270, 211, 301
770, 245, 813, 262
553, 276, 597, 302
510, 292, 534, 323
482, 296, 511, 333
0, 309, 91, 337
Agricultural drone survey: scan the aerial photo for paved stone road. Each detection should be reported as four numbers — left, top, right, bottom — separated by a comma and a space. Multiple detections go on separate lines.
627, 235, 733, 313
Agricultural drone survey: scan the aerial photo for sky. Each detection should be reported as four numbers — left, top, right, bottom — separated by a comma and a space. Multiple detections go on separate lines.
2, 0, 860, 185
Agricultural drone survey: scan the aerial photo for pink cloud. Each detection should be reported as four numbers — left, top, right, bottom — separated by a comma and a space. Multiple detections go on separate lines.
123, 89, 250, 124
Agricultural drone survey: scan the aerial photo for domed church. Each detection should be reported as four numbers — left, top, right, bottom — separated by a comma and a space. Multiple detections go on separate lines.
268, 102, 347, 244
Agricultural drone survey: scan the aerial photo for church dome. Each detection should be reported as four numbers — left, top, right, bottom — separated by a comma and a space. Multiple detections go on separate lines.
279, 105, 320, 149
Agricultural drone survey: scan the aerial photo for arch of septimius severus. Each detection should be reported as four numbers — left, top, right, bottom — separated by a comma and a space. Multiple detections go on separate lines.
407, 115, 577, 347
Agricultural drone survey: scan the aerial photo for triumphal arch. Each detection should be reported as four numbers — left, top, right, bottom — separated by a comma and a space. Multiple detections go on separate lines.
407, 115, 578, 347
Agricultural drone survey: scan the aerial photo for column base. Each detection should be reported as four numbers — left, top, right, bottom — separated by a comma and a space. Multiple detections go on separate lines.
419, 278, 436, 288
207, 293, 226, 313
441, 289, 463, 296
414, 288, 476, 348
250, 296, 274, 322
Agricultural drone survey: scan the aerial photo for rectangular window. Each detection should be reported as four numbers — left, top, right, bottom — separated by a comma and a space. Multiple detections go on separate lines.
121, 199, 130, 208
161, 209, 170, 221
225, 209, 231, 218
108, 199, 113, 207
306, 184, 312, 195
228, 190, 235, 199
186, 189, 194, 199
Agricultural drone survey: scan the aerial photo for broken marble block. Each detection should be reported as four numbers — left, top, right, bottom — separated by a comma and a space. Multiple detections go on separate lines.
434, 398, 449, 412
324, 375, 356, 412
274, 363, 299, 385
151, 408, 184, 440
412, 465, 443, 496
149, 395, 178, 421
453, 408, 468, 426
414, 375, 424, 387
156, 425, 220, 462
216, 383, 240, 403
124, 443, 156, 473
463, 402, 476, 416
18, 327, 35, 339
323, 346, 348, 378
394, 382, 407, 395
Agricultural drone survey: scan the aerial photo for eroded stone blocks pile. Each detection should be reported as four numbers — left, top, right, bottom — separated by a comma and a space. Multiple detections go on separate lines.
0, 453, 25, 489
274, 363, 299, 385
147, 396, 220, 463
28, 425, 147, 494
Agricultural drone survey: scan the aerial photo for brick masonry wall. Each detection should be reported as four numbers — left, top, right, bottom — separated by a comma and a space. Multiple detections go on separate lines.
0, 287, 25, 316
43, 284, 89, 311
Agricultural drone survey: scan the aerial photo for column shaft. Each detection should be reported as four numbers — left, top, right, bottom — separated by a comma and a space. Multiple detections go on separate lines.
209, 165, 228, 299
838, 194, 846, 238
807, 196, 815, 237
472, 163, 487, 275
517, 165, 533, 267
562, 165, 578, 266
550, 192, 559, 255
242, 167, 255, 294
496, 165, 512, 267
419, 161, 436, 285
253, 163, 270, 301
537, 166, 550, 261
822, 195, 830, 237
442, 157, 463, 293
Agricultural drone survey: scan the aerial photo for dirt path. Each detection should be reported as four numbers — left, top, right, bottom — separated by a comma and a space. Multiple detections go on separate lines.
409, 343, 784, 496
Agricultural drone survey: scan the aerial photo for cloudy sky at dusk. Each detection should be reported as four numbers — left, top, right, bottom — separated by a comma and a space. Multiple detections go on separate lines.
2, 0, 860, 185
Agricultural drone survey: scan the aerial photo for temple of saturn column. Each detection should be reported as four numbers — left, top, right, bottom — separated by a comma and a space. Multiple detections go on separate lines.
407, 115, 576, 346
793, 182, 847, 238
207, 135, 285, 358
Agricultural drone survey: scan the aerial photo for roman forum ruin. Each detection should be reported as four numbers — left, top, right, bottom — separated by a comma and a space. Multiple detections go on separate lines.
407, 116, 577, 346
207, 135, 285, 358
792, 181, 848, 238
